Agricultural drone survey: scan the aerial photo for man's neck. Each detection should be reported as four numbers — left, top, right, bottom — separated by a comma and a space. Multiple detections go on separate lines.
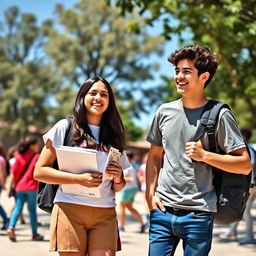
181, 96, 208, 109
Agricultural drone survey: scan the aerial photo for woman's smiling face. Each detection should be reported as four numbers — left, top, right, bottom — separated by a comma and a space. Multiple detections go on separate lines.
84, 81, 109, 124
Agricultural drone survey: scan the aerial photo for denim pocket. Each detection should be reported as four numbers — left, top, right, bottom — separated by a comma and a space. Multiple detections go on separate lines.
150, 208, 159, 214
192, 211, 213, 219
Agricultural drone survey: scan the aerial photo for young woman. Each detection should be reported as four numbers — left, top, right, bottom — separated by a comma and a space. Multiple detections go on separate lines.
0, 143, 9, 230
6, 136, 43, 241
34, 76, 129, 256
6, 145, 26, 225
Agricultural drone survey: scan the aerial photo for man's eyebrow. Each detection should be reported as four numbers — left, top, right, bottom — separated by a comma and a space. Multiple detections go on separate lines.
175, 67, 193, 70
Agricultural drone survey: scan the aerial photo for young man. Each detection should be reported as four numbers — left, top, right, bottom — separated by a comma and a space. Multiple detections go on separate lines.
145, 45, 251, 256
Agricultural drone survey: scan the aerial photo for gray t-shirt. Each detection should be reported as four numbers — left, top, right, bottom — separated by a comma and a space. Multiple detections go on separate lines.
146, 99, 245, 212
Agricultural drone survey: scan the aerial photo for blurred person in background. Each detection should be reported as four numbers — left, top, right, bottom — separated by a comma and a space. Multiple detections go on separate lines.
130, 151, 142, 172
137, 153, 150, 222
118, 151, 147, 233
6, 145, 26, 224
0, 142, 9, 230
7, 146, 18, 168
6, 135, 43, 242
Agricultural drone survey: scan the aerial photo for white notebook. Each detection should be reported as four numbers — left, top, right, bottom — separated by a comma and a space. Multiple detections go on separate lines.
55, 146, 100, 197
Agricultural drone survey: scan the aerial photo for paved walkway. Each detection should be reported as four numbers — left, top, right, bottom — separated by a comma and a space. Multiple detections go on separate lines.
0, 191, 255, 256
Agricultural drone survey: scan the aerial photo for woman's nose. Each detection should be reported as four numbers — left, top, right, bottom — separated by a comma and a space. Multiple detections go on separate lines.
95, 93, 101, 99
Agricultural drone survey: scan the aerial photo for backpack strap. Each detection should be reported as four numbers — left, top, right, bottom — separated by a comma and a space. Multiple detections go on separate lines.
194, 100, 230, 144
63, 117, 73, 146
52, 117, 73, 170
193, 100, 231, 173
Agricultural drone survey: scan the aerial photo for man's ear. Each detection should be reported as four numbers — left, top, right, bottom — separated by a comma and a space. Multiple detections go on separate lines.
201, 72, 210, 82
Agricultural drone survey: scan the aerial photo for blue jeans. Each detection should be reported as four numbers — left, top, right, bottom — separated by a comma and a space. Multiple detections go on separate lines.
0, 186, 8, 222
9, 190, 38, 235
148, 207, 214, 256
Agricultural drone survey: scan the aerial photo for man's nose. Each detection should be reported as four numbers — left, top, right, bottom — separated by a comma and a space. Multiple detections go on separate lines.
177, 71, 184, 78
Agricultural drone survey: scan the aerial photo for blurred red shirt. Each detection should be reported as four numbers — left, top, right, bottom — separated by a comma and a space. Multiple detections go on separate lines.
11, 151, 39, 191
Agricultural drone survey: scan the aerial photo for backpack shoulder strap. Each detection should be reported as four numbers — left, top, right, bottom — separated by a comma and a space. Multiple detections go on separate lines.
194, 100, 231, 153
193, 100, 231, 173
52, 117, 73, 170
63, 117, 73, 146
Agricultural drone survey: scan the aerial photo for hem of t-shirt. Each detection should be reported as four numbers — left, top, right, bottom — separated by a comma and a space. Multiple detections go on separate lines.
53, 199, 116, 208
123, 186, 139, 191
163, 203, 217, 213
15, 188, 38, 192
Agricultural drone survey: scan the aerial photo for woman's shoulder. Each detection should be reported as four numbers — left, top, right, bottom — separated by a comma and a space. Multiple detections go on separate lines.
18, 151, 32, 159
0, 155, 6, 167
43, 118, 72, 148
52, 118, 71, 130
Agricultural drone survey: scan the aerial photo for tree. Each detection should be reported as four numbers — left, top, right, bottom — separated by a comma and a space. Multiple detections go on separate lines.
0, 1, 165, 141
0, 6, 62, 139
42, 0, 165, 119
106, 0, 256, 129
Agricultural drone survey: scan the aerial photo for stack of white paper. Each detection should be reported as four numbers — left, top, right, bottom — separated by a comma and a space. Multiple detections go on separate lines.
56, 146, 100, 197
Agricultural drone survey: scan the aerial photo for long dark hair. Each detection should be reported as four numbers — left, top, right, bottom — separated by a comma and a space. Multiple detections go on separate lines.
0, 143, 6, 158
72, 76, 125, 152
0, 142, 9, 175
17, 135, 38, 154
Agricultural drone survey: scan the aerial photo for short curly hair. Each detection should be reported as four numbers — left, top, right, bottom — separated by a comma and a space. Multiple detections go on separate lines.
168, 45, 219, 87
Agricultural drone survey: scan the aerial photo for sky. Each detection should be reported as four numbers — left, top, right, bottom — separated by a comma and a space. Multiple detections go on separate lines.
1, 0, 179, 129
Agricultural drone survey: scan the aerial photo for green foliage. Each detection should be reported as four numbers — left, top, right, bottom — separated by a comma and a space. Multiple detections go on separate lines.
107, 0, 256, 128
42, 0, 165, 137
0, 1, 164, 141
121, 111, 144, 142
44, 0, 164, 88
0, 6, 63, 139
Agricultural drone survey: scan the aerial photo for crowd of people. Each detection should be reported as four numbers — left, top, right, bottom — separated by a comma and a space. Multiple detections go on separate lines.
0, 45, 255, 256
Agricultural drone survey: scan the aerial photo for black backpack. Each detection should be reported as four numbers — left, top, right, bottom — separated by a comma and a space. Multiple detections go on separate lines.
248, 145, 256, 184
36, 117, 73, 213
194, 100, 252, 225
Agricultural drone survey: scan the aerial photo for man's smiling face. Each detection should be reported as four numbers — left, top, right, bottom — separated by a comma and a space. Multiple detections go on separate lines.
174, 59, 204, 97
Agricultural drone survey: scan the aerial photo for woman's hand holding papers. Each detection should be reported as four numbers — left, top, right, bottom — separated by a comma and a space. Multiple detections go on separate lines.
105, 161, 125, 192
77, 172, 103, 188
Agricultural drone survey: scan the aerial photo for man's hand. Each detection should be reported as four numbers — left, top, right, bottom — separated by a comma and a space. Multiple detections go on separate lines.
147, 195, 166, 212
185, 139, 205, 161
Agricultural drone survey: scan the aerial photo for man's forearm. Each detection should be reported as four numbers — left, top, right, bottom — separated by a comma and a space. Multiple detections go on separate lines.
146, 160, 161, 208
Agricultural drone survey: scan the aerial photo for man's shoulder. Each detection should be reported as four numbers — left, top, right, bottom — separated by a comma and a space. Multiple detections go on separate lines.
205, 99, 233, 122
158, 99, 181, 111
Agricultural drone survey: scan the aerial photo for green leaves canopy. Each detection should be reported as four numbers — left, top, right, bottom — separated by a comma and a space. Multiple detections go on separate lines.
0, 6, 60, 138
0, 1, 164, 141
107, 0, 256, 128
